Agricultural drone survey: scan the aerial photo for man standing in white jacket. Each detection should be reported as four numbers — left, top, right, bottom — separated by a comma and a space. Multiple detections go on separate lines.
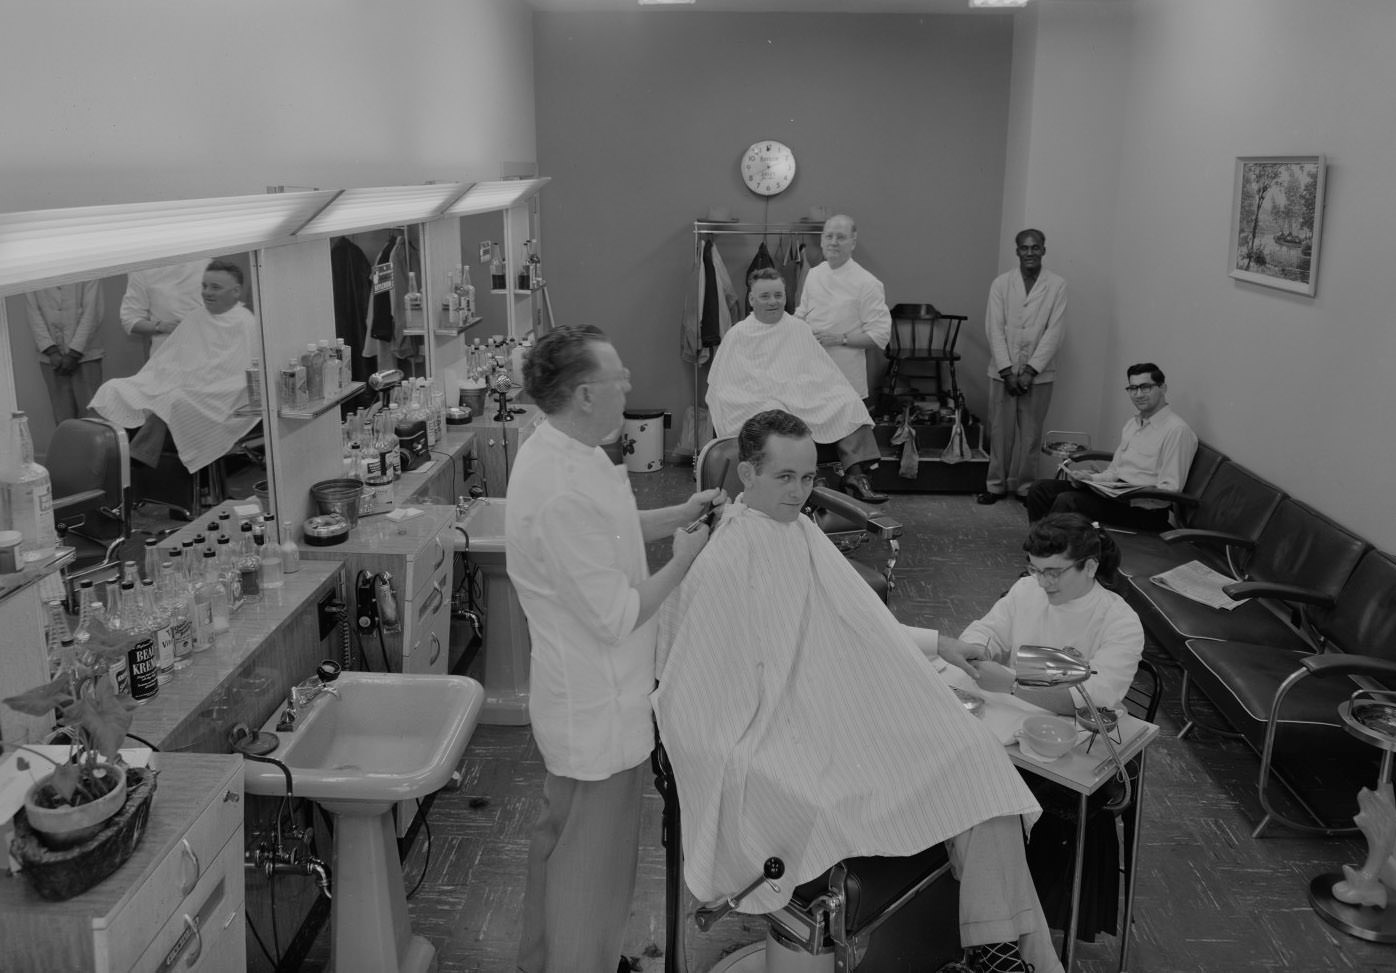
978, 229, 1067, 505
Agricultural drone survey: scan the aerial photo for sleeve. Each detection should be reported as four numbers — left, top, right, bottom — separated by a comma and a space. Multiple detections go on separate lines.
958, 585, 1021, 661
984, 276, 1012, 375
69, 280, 105, 356
534, 492, 642, 646
1081, 601, 1145, 711
25, 292, 54, 353
1026, 280, 1067, 375
1092, 420, 1131, 481
1153, 421, 1199, 493
120, 274, 150, 333
860, 277, 892, 349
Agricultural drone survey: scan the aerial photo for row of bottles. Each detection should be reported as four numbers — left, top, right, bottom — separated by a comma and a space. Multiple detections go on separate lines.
0, 411, 57, 565
341, 378, 450, 481
460, 335, 531, 389
275, 338, 351, 411
441, 265, 478, 328
485, 241, 543, 292
46, 512, 300, 703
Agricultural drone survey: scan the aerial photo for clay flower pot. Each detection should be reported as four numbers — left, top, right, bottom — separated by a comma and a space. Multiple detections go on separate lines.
24, 763, 127, 850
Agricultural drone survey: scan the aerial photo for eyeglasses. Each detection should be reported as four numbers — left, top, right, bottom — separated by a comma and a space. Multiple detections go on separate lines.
1024, 560, 1084, 581
1125, 383, 1158, 394
1016, 244, 1045, 254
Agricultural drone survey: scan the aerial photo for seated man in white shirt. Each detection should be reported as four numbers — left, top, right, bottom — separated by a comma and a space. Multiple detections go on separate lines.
1024, 363, 1198, 530
707, 267, 888, 504
655, 410, 1062, 973
90, 260, 258, 473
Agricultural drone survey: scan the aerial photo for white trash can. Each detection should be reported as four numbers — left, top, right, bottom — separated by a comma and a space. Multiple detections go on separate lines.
621, 410, 668, 473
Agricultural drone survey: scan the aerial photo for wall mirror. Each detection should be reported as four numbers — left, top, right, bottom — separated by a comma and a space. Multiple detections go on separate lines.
2, 253, 265, 532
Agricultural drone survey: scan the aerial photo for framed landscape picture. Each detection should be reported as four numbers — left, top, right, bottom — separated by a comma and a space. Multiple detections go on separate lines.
1230, 155, 1326, 296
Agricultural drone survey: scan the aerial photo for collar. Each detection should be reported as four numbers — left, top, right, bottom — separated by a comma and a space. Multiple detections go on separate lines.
538, 417, 604, 457
1134, 403, 1173, 427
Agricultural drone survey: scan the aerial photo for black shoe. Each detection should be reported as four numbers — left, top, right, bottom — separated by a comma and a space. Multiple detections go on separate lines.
975, 491, 1007, 505
843, 473, 888, 504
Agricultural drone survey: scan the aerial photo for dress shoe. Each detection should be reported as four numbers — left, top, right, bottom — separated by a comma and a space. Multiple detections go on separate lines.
975, 491, 1007, 505
842, 473, 888, 504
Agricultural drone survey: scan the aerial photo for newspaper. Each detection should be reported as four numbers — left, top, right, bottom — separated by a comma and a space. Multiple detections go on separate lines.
1150, 560, 1247, 611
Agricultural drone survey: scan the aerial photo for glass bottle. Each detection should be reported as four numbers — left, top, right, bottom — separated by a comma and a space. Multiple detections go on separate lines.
280, 527, 301, 575
142, 537, 161, 584
71, 579, 102, 650
258, 519, 284, 589
444, 270, 460, 328
160, 559, 195, 670
319, 339, 340, 395
490, 242, 506, 291
0, 411, 57, 562
303, 343, 325, 402
122, 580, 158, 702
237, 521, 262, 604
217, 535, 243, 612
44, 599, 72, 674
460, 264, 477, 320
200, 549, 231, 649
517, 241, 532, 292
143, 577, 174, 685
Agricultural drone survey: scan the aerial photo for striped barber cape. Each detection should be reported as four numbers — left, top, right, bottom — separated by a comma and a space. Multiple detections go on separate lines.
653, 500, 1039, 914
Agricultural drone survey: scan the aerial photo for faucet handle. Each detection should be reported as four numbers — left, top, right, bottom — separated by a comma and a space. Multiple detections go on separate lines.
316, 659, 342, 684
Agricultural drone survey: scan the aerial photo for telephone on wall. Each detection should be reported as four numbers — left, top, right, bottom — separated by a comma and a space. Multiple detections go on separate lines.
354, 569, 401, 635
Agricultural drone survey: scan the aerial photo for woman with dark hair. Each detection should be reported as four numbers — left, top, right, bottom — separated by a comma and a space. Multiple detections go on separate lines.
941, 512, 1143, 716
940, 512, 1146, 943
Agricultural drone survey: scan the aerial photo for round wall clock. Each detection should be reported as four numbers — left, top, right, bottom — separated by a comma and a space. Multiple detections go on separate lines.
741, 140, 797, 196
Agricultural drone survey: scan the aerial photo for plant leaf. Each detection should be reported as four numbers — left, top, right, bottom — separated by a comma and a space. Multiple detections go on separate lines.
3, 675, 73, 716
49, 762, 81, 803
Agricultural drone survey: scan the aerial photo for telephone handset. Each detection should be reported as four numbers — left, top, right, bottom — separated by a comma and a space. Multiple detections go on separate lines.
355, 569, 400, 635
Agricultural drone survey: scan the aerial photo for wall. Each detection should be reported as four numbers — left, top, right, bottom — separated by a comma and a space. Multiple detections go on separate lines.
1011, 0, 1396, 550
533, 11, 1014, 444
0, 0, 537, 210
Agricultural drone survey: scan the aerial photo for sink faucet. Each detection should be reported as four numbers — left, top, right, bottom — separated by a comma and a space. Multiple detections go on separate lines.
290, 680, 340, 710
279, 659, 344, 731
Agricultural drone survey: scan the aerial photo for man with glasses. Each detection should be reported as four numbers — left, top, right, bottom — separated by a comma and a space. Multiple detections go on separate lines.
978, 229, 1068, 505
506, 326, 726, 973
1023, 362, 1197, 529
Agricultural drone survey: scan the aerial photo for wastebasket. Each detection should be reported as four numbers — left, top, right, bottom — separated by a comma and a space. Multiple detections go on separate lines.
621, 410, 668, 473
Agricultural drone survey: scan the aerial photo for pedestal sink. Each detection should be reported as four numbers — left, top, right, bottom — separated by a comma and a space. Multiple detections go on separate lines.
245, 672, 484, 973
454, 497, 532, 726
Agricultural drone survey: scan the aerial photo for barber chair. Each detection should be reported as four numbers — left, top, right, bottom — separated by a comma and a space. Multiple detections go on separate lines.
696, 437, 902, 600
132, 422, 263, 520
47, 418, 135, 600
652, 740, 960, 973
884, 304, 966, 411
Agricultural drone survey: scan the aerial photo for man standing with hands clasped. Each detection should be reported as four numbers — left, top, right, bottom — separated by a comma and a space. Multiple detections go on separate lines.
978, 229, 1067, 505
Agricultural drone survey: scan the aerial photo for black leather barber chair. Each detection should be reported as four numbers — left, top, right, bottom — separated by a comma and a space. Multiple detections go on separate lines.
696, 437, 903, 600
49, 418, 133, 567
653, 740, 960, 972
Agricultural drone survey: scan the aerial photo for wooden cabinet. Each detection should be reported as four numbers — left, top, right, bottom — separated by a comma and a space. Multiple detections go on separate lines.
0, 753, 245, 973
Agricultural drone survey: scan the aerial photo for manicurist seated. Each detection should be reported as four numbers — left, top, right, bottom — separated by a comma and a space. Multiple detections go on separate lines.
706, 267, 888, 505
654, 409, 1064, 973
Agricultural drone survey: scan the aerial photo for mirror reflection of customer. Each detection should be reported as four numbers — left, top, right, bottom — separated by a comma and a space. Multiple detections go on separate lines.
977, 229, 1067, 506
119, 257, 206, 355
91, 260, 257, 472
26, 281, 105, 423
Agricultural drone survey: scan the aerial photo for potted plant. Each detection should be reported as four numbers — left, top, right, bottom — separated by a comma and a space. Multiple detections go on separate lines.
4, 616, 157, 899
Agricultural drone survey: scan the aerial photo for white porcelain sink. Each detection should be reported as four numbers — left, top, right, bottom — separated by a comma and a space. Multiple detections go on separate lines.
243, 671, 484, 973
457, 496, 506, 553
244, 671, 484, 805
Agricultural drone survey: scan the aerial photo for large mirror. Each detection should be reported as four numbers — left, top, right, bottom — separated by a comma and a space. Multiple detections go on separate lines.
3, 253, 265, 538
327, 226, 429, 389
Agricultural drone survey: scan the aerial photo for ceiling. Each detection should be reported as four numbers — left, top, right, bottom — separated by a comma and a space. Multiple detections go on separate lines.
527, 0, 1023, 13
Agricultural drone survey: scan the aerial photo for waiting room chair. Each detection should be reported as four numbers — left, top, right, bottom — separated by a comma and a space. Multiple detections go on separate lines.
652, 737, 960, 973
696, 436, 903, 600
884, 303, 967, 409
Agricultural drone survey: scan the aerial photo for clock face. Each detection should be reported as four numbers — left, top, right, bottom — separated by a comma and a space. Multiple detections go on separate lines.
741, 140, 796, 197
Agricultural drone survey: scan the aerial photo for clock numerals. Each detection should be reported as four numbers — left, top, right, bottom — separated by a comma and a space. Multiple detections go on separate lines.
741, 140, 796, 197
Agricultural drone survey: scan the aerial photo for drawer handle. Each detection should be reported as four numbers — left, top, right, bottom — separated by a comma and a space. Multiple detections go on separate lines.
434, 536, 447, 573
421, 579, 445, 619
429, 632, 442, 666
179, 838, 201, 896
182, 914, 203, 967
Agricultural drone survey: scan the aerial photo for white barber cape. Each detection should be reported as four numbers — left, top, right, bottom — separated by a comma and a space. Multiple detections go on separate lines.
654, 500, 1039, 914
707, 312, 872, 441
91, 303, 257, 472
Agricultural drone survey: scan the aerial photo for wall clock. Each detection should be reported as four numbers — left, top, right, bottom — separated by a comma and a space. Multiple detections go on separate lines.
741, 140, 796, 196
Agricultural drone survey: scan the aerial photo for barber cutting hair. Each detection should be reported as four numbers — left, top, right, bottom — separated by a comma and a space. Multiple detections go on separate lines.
506, 325, 726, 973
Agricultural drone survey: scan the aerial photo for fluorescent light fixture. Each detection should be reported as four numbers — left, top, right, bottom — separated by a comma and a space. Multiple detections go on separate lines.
970, 0, 1029, 7
0, 191, 337, 295
638, 1, 696, 6
444, 178, 551, 217
296, 183, 469, 237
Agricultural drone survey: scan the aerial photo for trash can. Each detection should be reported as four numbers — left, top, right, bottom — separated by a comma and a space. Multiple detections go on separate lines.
621, 410, 669, 473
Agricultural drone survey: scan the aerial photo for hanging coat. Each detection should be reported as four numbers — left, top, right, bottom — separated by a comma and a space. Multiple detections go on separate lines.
682, 238, 741, 364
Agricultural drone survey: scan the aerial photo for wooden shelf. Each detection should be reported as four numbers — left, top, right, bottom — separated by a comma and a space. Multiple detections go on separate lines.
277, 381, 366, 420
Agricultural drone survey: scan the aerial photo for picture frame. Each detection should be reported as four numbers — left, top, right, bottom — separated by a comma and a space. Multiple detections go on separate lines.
1229, 155, 1326, 296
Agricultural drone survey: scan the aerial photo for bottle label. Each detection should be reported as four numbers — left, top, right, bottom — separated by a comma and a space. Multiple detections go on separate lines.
155, 624, 175, 670
127, 636, 159, 700
172, 618, 193, 658
240, 563, 261, 596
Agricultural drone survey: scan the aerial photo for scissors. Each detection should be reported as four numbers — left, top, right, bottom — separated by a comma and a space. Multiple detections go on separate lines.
683, 458, 732, 533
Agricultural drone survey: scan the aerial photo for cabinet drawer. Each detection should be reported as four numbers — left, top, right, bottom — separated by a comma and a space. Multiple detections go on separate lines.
99, 773, 244, 973
404, 567, 451, 675
132, 834, 246, 973
409, 529, 451, 604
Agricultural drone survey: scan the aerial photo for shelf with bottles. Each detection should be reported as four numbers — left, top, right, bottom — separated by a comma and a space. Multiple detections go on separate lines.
277, 381, 367, 421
